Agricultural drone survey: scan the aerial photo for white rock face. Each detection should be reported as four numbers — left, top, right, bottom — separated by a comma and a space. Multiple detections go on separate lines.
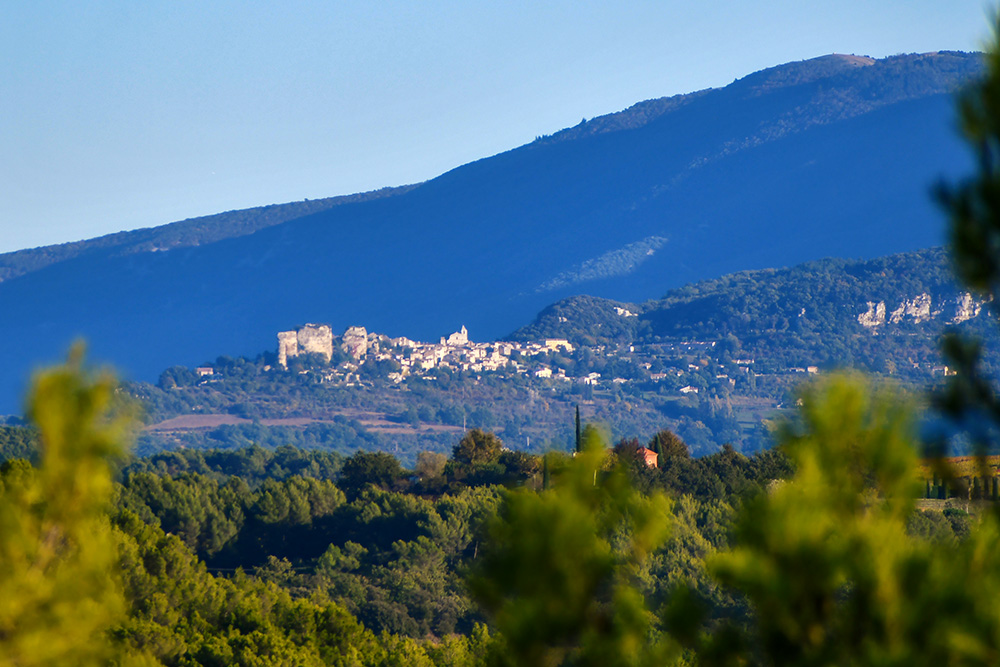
952, 292, 982, 324
858, 301, 886, 328
860, 291, 985, 331
889, 293, 932, 324
341, 326, 369, 360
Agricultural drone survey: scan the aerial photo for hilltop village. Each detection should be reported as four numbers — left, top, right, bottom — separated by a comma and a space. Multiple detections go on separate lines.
177, 281, 977, 411
271, 323, 765, 397
280, 323, 581, 382
147, 290, 970, 460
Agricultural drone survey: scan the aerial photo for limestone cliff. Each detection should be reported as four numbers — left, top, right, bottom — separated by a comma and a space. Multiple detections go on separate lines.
858, 301, 886, 328
888, 294, 932, 324
951, 293, 983, 324
858, 292, 983, 330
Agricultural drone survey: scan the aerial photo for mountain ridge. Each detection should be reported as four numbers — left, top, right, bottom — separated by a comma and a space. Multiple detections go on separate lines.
2, 51, 976, 282
0, 184, 418, 283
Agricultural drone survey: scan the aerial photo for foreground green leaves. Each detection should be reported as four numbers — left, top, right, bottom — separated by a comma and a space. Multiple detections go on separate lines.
0, 346, 146, 666
469, 431, 675, 667
710, 375, 1000, 666
7, 350, 1000, 667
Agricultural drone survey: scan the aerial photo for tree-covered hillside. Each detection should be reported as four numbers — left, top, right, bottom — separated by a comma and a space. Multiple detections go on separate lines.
643, 247, 959, 337
510, 294, 643, 346
514, 247, 992, 372
25, 244, 963, 463
9, 15, 1000, 665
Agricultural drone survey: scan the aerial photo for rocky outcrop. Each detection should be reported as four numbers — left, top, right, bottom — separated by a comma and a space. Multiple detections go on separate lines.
951, 293, 982, 324
858, 301, 886, 328
889, 293, 932, 324
859, 292, 983, 330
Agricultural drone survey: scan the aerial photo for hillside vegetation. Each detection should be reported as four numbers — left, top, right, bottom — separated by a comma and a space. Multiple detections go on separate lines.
515, 247, 991, 373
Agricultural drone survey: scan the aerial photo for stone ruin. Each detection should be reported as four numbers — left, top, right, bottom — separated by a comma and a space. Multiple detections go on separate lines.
277, 324, 333, 367
341, 326, 369, 360
277, 331, 298, 368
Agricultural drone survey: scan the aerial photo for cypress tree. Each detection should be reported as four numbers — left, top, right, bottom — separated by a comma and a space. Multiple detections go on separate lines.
651, 434, 663, 469
575, 405, 582, 454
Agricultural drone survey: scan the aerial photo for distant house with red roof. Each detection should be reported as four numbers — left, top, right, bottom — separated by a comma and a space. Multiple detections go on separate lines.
615, 440, 659, 468
638, 447, 659, 468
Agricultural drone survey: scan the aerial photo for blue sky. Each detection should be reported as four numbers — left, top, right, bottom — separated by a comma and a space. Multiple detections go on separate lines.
0, 1, 992, 253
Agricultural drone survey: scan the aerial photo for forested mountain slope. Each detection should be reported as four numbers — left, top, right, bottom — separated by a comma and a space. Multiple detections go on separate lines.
514, 247, 990, 372
0, 52, 981, 411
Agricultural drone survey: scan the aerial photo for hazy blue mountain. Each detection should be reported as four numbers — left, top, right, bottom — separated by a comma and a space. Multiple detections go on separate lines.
0, 52, 981, 412
0, 186, 416, 283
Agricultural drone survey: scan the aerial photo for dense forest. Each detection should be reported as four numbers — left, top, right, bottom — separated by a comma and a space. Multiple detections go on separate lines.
0, 356, 990, 666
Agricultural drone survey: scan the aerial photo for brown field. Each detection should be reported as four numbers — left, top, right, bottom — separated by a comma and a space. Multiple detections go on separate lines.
917, 455, 1000, 480
144, 410, 464, 436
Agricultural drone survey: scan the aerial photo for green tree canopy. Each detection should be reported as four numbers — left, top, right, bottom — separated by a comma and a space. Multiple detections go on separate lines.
337, 450, 405, 498
0, 346, 147, 666
469, 431, 674, 667
452, 429, 504, 467
649, 428, 689, 460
